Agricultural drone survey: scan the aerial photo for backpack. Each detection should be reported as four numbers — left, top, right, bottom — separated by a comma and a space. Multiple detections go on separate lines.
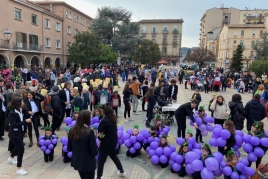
41, 95, 52, 113
111, 94, 119, 108
100, 93, 108, 105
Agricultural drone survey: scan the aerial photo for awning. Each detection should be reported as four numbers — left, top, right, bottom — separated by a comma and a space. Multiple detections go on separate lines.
158, 59, 168, 64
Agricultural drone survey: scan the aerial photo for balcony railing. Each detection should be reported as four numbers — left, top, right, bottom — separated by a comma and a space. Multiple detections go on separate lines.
246, 15, 263, 19
173, 30, 178, 34
173, 40, 178, 44
151, 30, 157, 34
141, 30, 147, 34
162, 30, 168, 34
0, 39, 9, 48
12, 42, 43, 51
162, 40, 167, 45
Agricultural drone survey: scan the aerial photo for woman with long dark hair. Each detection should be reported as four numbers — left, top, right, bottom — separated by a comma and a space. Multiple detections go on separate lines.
70, 88, 83, 115
122, 83, 132, 123
96, 104, 126, 179
67, 110, 98, 179
8, 97, 31, 176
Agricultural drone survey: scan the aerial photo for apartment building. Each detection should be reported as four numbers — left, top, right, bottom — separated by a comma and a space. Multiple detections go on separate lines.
0, 0, 92, 70
239, 9, 268, 24
217, 24, 265, 69
139, 19, 183, 65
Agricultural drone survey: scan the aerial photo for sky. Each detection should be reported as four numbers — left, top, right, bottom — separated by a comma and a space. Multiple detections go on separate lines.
55, 0, 267, 47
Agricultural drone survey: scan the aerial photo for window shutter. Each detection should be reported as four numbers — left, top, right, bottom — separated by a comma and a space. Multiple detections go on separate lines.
241, 30, 244, 36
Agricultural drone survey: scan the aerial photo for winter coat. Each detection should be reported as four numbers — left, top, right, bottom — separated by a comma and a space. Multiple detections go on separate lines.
244, 99, 266, 122
210, 100, 229, 120
228, 101, 247, 130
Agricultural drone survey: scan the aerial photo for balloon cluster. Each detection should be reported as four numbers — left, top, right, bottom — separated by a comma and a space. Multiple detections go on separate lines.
117, 125, 125, 149
148, 143, 176, 165
190, 111, 214, 136
176, 137, 202, 151
61, 137, 72, 158
90, 116, 100, 160
122, 128, 143, 154
39, 135, 57, 154
64, 117, 76, 133
242, 133, 268, 162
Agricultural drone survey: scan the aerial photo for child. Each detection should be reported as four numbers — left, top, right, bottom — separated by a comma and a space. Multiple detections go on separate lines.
111, 86, 121, 118
249, 121, 268, 168
92, 106, 103, 121
218, 119, 236, 156
208, 94, 216, 117
143, 126, 158, 156
155, 117, 164, 135
81, 85, 89, 110
191, 88, 202, 111
238, 79, 245, 94
192, 144, 213, 179
171, 142, 189, 177
158, 134, 169, 168
99, 82, 111, 106
185, 129, 193, 142
224, 149, 239, 179
126, 125, 143, 158
203, 77, 209, 93
248, 80, 253, 93
195, 106, 206, 143
42, 126, 57, 162
169, 79, 178, 102
141, 80, 149, 111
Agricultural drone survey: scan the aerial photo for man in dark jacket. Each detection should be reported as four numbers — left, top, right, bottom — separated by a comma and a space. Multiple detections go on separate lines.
229, 94, 247, 130
175, 99, 199, 138
49, 86, 62, 134
244, 94, 266, 132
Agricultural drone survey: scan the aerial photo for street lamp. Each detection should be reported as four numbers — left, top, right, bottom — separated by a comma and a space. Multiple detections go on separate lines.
2, 29, 12, 70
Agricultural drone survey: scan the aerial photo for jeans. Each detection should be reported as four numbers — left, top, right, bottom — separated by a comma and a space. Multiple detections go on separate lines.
113, 108, 118, 116
175, 114, 186, 138
78, 171, 95, 179
123, 100, 130, 119
131, 95, 138, 112
41, 113, 50, 127
97, 149, 124, 177
28, 113, 39, 139
146, 108, 153, 123
10, 137, 24, 167
214, 118, 225, 127
195, 129, 202, 142
0, 112, 5, 136
247, 120, 254, 132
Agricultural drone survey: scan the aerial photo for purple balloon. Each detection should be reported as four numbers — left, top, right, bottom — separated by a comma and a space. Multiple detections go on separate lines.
64, 117, 73, 125
188, 137, 196, 145
118, 138, 124, 145
39, 139, 45, 146
160, 155, 168, 164
204, 116, 213, 123
250, 136, 261, 146
185, 151, 200, 164
137, 134, 144, 141
170, 152, 178, 161
48, 144, 54, 150
191, 160, 203, 171
206, 124, 214, 132
71, 120, 76, 127
195, 117, 202, 125
213, 152, 223, 163
213, 128, 222, 137
151, 155, 160, 165
91, 116, 99, 124
122, 133, 130, 140
52, 139, 57, 145
243, 143, 253, 153
214, 124, 223, 129
232, 145, 239, 150
143, 139, 148, 144
176, 137, 185, 145
148, 137, 154, 143
118, 125, 124, 131
155, 147, 163, 156
248, 152, 257, 162
40, 145, 47, 151
67, 152, 72, 158
126, 129, 132, 135
230, 171, 239, 179
205, 157, 219, 171
169, 160, 175, 166
39, 135, 45, 141
235, 150, 240, 158
170, 145, 176, 152
201, 167, 214, 179
246, 167, 255, 176
239, 158, 249, 166
148, 149, 155, 157
243, 134, 252, 143
130, 136, 137, 144
194, 143, 201, 149
154, 137, 160, 143
143, 131, 150, 138
117, 130, 123, 138
175, 155, 184, 164
220, 161, 227, 168
254, 147, 264, 157
62, 146, 68, 152
213, 167, 222, 177
220, 129, 231, 139
209, 138, 217, 147
261, 138, 268, 147
235, 135, 243, 146
124, 140, 131, 148
235, 130, 244, 137
199, 124, 206, 132
146, 146, 151, 153
201, 130, 208, 136
45, 149, 51, 154
134, 142, 141, 150
222, 166, 232, 176
150, 142, 159, 150
236, 162, 246, 172
172, 163, 181, 172
190, 121, 194, 126
217, 137, 226, 147
186, 164, 195, 175
240, 174, 248, 179
130, 147, 136, 154
163, 147, 172, 157
45, 139, 51, 146
192, 149, 202, 155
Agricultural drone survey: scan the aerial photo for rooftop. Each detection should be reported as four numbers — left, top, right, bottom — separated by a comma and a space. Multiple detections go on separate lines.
140, 19, 184, 23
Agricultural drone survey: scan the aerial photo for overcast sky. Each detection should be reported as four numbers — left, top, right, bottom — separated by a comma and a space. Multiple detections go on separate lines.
61, 0, 267, 47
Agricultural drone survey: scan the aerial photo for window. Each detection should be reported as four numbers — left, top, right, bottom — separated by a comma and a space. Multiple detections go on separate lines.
14, 8, 22, 20
69, 12, 71, 19
45, 38, 51, 47
31, 14, 37, 25
239, 40, 244, 45
77, 15, 79, 22
67, 26, 71, 34
162, 47, 167, 55
252, 30, 256, 36
260, 30, 263, 36
142, 26, 146, 33
234, 31, 238, 36
173, 36, 177, 42
56, 40, 61, 49
75, 29, 78, 35
251, 51, 254, 57
66, 10, 69, 17
45, 18, 50, 28
74, 14, 76, 21
233, 40, 237, 45
163, 36, 167, 42
244, 13, 247, 17
29, 34, 38, 50
152, 36, 156, 43
241, 30, 244, 36
152, 26, 156, 33
251, 41, 255, 46
56, 22, 60, 31
243, 19, 246, 23
163, 26, 168, 31
174, 26, 178, 30
67, 42, 71, 50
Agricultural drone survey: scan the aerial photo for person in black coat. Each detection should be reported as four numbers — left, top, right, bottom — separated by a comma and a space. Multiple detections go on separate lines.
58, 82, 73, 130
191, 89, 202, 111
218, 120, 236, 156
229, 94, 247, 130
49, 86, 62, 134
175, 100, 199, 138
70, 88, 83, 114
8, 97, 32, 176
24, 91, 45, 147
169, 79, 178, 101
146, 87, 156, 128
67, 110, 98, 179
42, 76, 53, 90
97, 104, 125, 179
0, 88, 7, 141
178, 70, 185, 84
244, 94, 266, 132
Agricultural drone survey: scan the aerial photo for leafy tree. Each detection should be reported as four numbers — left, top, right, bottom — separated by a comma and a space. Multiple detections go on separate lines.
92, 7, 141, 56
230, 44, 244, 72
185, 47, 216, 67
248, 58, 268, 77
99, 44, 118, 63
131, 39, 161, 64
252, 32, 268, 60
184, 48, 191, 62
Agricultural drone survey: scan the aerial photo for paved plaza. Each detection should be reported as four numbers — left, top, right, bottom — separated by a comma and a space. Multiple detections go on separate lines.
0, 80, 267, 179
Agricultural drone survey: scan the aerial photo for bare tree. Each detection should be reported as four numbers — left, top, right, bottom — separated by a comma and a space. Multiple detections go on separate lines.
185, 48, 216, 67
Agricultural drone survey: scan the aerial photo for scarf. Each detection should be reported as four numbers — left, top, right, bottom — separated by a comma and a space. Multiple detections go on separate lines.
217, 101, 223, 106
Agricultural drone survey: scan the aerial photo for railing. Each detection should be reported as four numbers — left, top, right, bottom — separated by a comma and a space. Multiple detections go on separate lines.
162, 30, 169, 34
12, 42, 43, 51
141, 30, 147, 34
0, 39, 9, 48
162, 40, 167, 44
151, 30, 157, 34
173, 30, 178, 34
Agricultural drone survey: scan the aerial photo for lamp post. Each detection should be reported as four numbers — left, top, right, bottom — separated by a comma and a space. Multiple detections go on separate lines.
2, 29, 12, 70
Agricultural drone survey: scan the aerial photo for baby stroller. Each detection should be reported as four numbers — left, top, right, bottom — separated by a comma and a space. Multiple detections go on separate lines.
152, 102, 174, 126
234, 79, 242, 89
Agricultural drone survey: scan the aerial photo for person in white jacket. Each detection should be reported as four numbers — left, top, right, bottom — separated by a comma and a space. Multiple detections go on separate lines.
209, 95, 230, 126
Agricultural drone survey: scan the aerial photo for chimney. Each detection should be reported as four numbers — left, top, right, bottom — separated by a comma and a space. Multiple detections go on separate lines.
50, 4, 52, 13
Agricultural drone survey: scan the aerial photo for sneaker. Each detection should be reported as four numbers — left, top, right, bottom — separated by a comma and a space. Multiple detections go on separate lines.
128, 118, 134, 121
200, 140, 204, 144
8, 157, 17, 165
16, 168, 28, 176
117, 170, 126, 177
124, 119, 129, 123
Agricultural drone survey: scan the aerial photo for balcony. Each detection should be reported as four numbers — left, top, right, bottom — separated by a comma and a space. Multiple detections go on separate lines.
246, 15, 263, 19
173, 40, 178, 45
151, 30, 157, 34
0, 39, 9, 48
141, 30, 147, 34
162, 30, 169, 34
12, 42, 43, 51
162, 40, 167, 45
173, 30, 178, 34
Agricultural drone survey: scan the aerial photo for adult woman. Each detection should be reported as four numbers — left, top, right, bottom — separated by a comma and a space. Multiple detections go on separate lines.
24, 91, 45, 147
261, 72, 267, 84
8, 97, 31, 176
0, 87, 7, 141
97, 104, 125, 179
146, 87, 156, 128
209, 95, 229, 126
70, 88, 83, 115
228, 94, 247, 130
67, 110, 98, 179
123, 83, 132, 123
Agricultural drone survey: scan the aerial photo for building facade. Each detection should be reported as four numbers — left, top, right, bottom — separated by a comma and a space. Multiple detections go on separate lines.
139, 19, 183, 65
239, 9, 268, 24
217, 24, 265, 69
0, 0, 92, 70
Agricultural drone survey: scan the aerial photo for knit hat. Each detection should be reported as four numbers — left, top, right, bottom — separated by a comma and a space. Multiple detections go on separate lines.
52, 86, 59, 92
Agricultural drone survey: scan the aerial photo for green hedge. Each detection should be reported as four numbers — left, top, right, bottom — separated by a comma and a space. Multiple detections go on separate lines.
248, 59, 268, 78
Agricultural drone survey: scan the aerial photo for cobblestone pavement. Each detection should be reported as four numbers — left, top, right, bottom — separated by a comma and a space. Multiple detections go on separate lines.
0, 79, 267, 179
